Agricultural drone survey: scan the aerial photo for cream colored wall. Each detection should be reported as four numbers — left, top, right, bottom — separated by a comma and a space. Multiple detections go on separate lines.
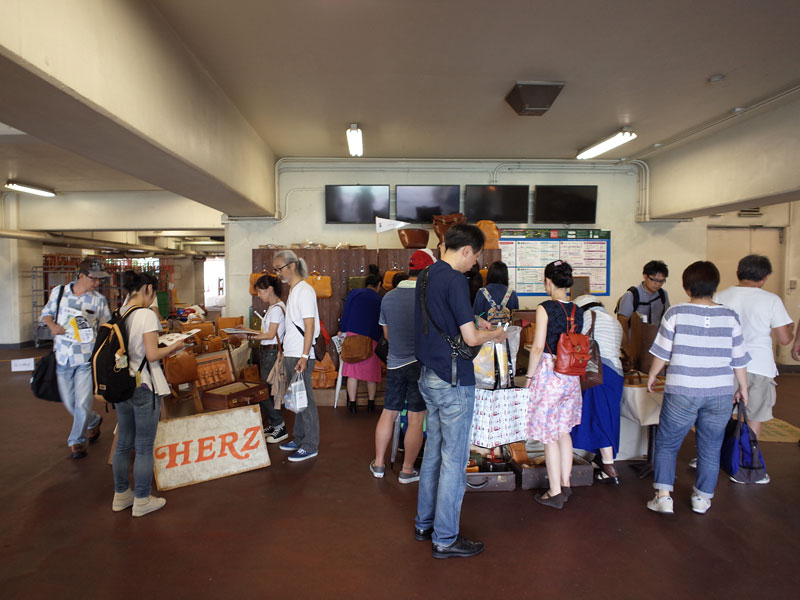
0, 238, 42, 345
224, 159, 709, 326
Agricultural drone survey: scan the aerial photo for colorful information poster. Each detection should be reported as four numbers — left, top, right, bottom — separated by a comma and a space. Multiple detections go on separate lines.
498, 229, 610, 296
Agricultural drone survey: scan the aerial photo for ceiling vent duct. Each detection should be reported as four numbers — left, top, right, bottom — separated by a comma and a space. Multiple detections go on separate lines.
505, 81, 565, 116
737, 207, 763, 218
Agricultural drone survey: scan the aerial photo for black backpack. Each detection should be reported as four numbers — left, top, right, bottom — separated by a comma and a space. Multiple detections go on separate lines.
91, 306, 151, 405
615, 286, 666, 322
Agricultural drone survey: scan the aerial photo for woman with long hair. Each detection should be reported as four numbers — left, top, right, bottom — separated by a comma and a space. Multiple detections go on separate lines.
472, 260, 519, 324
526, 261, 584, 509
112, 270, 184, 517
271, 250, 321, 462
252, 274, 287, 443
338, 265, 383, 413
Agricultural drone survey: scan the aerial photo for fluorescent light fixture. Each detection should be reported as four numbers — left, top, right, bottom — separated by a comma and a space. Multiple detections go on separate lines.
576, 128, 637, 160
346, 123, 363, 157
4, 180, 56, 197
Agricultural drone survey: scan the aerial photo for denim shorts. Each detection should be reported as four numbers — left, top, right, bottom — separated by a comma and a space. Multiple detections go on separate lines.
384, 361, 425, 412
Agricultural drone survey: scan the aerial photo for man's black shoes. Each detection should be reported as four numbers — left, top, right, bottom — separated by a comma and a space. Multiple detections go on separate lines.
432, 535, 484, 559
414, 527, 433, 541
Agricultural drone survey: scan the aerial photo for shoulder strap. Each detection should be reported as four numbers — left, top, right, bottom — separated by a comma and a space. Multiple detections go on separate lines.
589, 311, 597, 338
555, 301, 576, 333
499, 287, 513, 309
629, 286, 640, 312
419, 267, 452, 344
54, 285, 65, 322
480, 287, 495, 307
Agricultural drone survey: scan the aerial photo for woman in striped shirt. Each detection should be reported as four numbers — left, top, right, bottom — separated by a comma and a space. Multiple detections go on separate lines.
646, 261, 749, 515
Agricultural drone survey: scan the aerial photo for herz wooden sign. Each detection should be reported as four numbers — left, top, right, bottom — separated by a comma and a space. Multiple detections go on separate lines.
153, 405, 270, 490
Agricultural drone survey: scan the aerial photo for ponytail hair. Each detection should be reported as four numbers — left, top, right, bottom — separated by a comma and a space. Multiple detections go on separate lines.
122, 270, 158, 295
544, 260, 574, 289
274, 249, 308, 278
365, 264, 382, 287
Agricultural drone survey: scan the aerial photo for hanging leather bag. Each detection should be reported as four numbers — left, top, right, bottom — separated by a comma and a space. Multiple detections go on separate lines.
580, 311, 604, 391
432, 213, 466, 244
548, 303, 591, 377
398, 228, 429, 249
477, 220, 500, 249
382, 269, 403, 291
307, 271, 332, 298
340, 334, 374, 363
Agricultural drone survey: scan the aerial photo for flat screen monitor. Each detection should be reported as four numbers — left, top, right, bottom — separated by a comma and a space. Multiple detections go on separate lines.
395, 185, 460, 223
325, 185, 390, 224
533, 185, 598, 224
464, 185, 529, 223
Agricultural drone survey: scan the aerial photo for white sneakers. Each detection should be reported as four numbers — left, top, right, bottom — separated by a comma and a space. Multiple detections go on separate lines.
112, 488, 134, 512
132, 495, 167, 517
691, 493, 712, 514
646, 493, 674, 514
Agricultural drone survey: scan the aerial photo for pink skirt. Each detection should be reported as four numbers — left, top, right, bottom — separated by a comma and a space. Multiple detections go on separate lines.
340, 334, 382, 382
526, 353, 582, 444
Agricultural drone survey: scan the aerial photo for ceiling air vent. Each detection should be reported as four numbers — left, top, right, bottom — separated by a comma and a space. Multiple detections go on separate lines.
505, 81, 565, 116
737, 208, 762, 218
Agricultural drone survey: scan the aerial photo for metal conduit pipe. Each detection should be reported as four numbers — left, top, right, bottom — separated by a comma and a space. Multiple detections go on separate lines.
0, 228, 199, 255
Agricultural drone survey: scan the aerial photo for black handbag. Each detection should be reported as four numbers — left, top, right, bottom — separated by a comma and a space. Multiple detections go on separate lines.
375, 336, 389, 363
30, 286, 65, 402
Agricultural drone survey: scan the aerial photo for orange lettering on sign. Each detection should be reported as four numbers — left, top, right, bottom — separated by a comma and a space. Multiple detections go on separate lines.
154, 441, 193, 469
196, 436, 216, 462
218, 431, 249, 460
240, 426, 262, 454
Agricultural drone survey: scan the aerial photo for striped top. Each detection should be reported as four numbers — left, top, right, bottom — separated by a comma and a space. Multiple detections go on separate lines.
649, 303, 750, 397
581, 307, 623, 376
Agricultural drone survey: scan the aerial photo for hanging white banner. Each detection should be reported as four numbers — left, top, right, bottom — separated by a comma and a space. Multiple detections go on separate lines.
376, 217, 409, 233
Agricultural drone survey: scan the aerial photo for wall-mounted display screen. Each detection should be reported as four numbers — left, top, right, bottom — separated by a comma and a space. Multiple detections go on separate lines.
395, 185, 460, 223
325, 185, 390, 224
533, 185, 598, 224
464, 185, 529, 223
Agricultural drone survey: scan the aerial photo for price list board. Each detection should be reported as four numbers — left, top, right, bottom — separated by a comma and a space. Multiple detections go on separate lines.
499, 229, 610, 296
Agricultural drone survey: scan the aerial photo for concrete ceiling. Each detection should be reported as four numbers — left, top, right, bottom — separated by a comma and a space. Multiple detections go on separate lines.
2, 0, 800, 193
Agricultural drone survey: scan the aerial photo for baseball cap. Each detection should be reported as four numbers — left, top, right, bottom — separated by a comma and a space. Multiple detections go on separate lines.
78, 258, 111, 279
409, 249, 436, 270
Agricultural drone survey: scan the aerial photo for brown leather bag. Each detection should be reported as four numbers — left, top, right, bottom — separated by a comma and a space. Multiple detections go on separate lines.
217, 316, 244, 339
312, 352, 337, 389
307, 271, 333, 298
477, 220, 500, 249
182, 321, 215, 345
163, 350, 199, 385
201, 336, 224, 353
432, 213, 466, 244
340, 334, 373, 363
398, 229, 429, 249
249, 273, 264, 296
383, 269, 403, 291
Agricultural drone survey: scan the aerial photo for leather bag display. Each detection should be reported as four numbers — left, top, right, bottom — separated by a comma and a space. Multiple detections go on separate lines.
432, 213, 466, 244
580, 311, 604, 391
163, 349, 199, 385
340, 334, 373, 363
311, 352, 338, 389
549, 303, 591, 377
382, 269, 403, 291
398, 228, 429, 249
477, 220, 500, 250
31, 285, 65, 403
307, 271, 332, 298
249, 273, 263, 296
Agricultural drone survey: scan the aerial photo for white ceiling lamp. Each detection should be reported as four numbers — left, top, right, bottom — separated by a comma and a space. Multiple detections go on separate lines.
346, 123, 363, 157
4, 180, 56, 197
576, 128, 637, 160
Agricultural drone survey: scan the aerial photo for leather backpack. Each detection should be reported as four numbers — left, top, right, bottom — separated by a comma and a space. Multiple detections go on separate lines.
547, 303, 591, 377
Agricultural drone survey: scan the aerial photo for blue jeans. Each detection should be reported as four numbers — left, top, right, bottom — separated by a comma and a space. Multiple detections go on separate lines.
113, 386, 162, 498
284, 357, 319, 453
653, 392, 731, 499
56, 362, 101, 446
414, 367, 476, 546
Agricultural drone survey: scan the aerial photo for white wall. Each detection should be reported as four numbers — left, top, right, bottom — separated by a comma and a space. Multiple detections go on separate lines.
225, 158, 709, 322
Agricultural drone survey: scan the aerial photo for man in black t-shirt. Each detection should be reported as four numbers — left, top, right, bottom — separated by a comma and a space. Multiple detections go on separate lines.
413, 224, 507, 559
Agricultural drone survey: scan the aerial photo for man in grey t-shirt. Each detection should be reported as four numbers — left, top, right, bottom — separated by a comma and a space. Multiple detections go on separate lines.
369, 250, 436, 484
617, 260, 671, 328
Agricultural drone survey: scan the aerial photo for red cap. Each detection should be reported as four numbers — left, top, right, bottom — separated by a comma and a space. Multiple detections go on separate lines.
409, 249, 436, 270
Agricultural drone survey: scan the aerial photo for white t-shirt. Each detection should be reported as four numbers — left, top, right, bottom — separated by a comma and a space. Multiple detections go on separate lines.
714, 286, 793, 378
260, 301, 286, 347
122, 305, 170, 396
283, 281, 320, 357
580, 306, 624, 375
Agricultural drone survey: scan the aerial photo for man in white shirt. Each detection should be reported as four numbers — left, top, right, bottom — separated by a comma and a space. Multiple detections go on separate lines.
272, 250, 321, 462
715, 255, 794, 446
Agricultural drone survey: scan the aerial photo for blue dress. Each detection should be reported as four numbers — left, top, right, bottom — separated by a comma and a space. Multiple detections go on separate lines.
571, 360, 624, 456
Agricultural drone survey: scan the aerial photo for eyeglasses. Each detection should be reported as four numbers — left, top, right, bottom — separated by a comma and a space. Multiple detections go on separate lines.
273, 262, 292, 272
648, 276, 667, 284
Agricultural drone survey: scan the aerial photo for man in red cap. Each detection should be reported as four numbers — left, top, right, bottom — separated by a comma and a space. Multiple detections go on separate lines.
369, 249, 436, 482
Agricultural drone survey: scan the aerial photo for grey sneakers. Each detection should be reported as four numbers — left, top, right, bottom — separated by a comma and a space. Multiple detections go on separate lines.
398, 469, 420, 484
369, 460, 385, 478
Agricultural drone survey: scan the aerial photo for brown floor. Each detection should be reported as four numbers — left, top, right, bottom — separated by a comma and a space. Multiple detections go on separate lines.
1, 347, 799, 599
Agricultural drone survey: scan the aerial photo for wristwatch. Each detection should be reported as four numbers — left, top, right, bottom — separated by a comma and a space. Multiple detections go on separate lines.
301, 353, 309, 359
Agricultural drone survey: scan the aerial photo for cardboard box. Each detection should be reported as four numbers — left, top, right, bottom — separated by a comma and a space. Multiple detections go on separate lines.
195, 349, 268, 411
511, 454, 594, 490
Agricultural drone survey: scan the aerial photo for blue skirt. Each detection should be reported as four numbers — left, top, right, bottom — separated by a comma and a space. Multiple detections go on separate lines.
570, 363, 624, 456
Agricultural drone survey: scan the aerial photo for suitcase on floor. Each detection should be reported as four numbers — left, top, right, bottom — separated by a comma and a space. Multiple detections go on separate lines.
510, 453, 594, 490
466, 469, 516, 492
195, 349, 269, 411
